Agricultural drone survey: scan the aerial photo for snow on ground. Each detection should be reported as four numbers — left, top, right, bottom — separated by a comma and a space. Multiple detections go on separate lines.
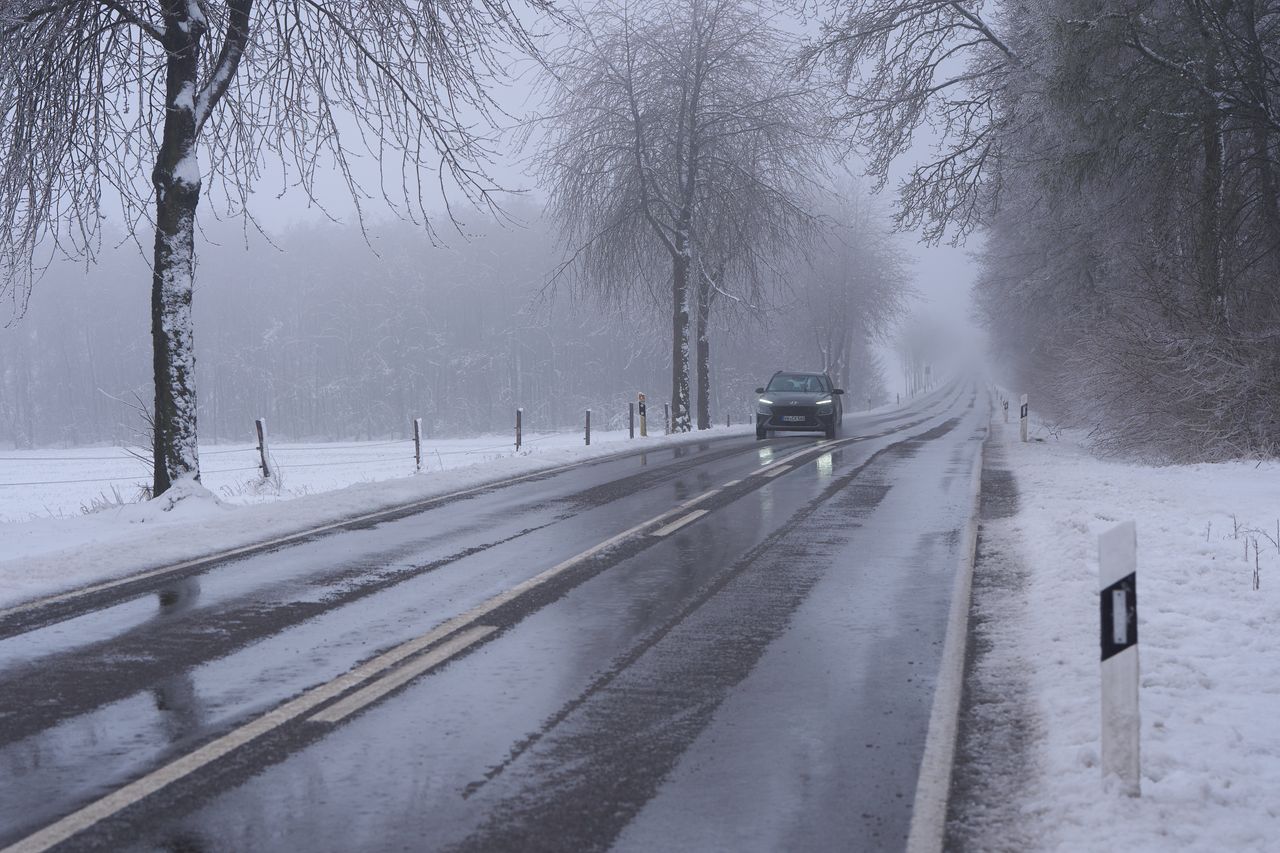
983, 415, 1280, 851
0, 425, 752, 611
0, 430, 624, 522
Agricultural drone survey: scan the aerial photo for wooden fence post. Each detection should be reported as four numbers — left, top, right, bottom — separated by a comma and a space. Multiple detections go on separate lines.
413, 418, 423, 472
515, 408, 523, 452
255, 418, 270, 479
629, 402, 635, 439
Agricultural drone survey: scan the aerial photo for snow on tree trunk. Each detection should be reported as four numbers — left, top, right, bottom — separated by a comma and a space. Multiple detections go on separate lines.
151, 4, 207, 497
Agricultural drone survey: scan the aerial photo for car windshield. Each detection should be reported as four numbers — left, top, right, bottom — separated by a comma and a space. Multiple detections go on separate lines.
765, 374, 827, 394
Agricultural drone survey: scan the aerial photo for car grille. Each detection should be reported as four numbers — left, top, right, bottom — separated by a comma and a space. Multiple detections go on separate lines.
768, 406, 817, 426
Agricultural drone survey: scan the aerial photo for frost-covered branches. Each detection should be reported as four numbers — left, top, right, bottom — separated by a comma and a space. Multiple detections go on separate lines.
1, 0, 549, 494
802, 0, 1016, 242
532, 0, 828, 430
0, 0, 550, 302
971, 0, 1280, 459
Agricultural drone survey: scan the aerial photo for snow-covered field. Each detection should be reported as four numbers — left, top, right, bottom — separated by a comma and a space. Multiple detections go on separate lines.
983, 417, 1280, 851
0, 425, 753, 610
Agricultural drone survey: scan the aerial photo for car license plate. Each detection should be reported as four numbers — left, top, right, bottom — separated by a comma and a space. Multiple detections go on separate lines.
782, 415, 805, 422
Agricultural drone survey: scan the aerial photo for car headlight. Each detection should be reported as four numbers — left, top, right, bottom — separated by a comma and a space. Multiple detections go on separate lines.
816, 398, 833, 414
756, 398, 773, 415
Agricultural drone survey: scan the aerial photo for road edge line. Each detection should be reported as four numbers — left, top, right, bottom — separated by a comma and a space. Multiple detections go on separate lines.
904, 402, 989, 853
0, 431, 761, 623
0, 412, 919, 625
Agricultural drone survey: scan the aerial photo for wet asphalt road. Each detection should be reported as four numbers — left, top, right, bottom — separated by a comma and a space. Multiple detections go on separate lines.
0, 383, 988, 853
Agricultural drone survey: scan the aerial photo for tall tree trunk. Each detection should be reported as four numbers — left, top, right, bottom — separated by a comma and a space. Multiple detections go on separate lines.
10, 338, 34, 449
671, 250, 692, 433
1251, 125, 1280, 284
695, 274, 711, 430
1198, 27, 1225, 327
151, 3, 206, 496
1199, 107, 1224, 324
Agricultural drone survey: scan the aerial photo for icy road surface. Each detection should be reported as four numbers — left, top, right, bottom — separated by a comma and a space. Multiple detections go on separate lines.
0, 383, 986, 853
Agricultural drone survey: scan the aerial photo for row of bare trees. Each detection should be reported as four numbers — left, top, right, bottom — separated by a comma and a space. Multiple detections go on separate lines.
806, 0, 1280, 460
0, 204, 903, 449
531, 0, 829, 432
1, 0, 914, 493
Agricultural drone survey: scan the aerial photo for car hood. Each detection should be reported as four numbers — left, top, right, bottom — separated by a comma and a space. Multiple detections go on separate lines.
762, 393, 829, 405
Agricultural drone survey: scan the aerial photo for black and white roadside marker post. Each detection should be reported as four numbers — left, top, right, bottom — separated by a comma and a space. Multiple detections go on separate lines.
1019, 394, 1029, 442
515, 408, 523, 452
638, 393, 648, 437
1100, 521, 1141, 797
585, 409, 591, 446
1003, 399, 1009, 423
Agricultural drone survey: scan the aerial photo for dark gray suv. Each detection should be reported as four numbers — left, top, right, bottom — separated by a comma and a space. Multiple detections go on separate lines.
755, 371, 844, 440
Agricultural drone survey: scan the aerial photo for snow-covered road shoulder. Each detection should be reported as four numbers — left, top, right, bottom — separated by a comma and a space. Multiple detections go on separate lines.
0, 427, 752, 612
968, 419, 1280, 850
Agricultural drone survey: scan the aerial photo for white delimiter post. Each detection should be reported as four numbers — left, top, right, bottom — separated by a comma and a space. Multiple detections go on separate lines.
1099, 521, 1141, 797
1019, 394, 1029, 442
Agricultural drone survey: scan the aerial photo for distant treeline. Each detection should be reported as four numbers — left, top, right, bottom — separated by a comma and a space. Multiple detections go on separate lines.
0, 207, 894, 449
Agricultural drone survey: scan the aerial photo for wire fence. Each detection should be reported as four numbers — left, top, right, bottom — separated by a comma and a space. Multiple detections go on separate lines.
0, 429, 586, 489
0, 400, 757, 494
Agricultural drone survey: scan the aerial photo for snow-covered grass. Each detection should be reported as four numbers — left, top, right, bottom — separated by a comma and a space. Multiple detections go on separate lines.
984, 417, 1280, 851
0, 425, 752, 611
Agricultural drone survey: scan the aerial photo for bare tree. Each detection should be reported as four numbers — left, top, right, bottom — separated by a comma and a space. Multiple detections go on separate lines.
801, 0, 1017, 243
531, 0, 825, 431
793, 188, 910, 392
0, 0, 547, 496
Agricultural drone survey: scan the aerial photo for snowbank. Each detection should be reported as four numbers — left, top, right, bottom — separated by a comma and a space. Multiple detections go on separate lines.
0, 425, 752, 611
981, 418, 1280, 851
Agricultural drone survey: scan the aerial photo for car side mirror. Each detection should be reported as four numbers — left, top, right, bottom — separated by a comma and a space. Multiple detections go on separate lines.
755, 387, 765, 394
833, 389, 845, 395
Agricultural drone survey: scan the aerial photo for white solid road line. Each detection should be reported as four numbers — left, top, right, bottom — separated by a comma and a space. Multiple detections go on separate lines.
0, 438, 738, 623
651, 510, 710, 538
905, 416, 987, 853
763, 465, 792, 478
5, 419, 901, 624
0, 616, 497, 853
310, 626, 496, 725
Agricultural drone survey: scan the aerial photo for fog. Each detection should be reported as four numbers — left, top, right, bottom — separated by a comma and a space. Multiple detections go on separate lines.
1, 1, 982, 452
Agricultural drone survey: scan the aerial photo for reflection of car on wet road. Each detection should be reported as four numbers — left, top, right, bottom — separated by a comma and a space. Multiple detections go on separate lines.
755, 371, 844, 440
